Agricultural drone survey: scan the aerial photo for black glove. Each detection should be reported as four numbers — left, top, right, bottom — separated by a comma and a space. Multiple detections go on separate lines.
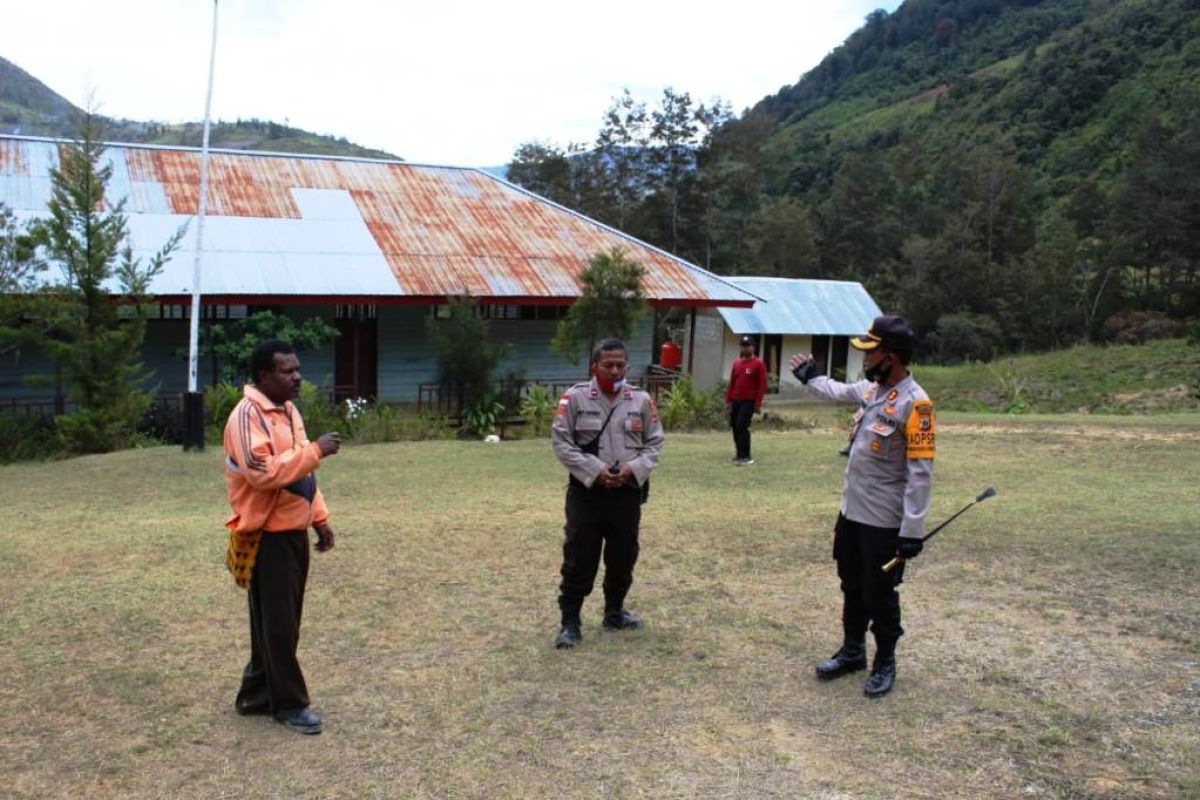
791, 359, 818, 384
897, 538, 924, 560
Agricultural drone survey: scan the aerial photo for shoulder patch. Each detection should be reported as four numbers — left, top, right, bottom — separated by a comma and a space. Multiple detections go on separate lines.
905, 399, 936, 459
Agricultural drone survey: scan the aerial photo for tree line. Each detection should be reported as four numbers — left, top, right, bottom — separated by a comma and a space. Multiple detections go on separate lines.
506, 0, 1199, 362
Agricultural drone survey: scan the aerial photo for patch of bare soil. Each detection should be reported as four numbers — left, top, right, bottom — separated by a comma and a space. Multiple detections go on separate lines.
947, 422, 1198, 442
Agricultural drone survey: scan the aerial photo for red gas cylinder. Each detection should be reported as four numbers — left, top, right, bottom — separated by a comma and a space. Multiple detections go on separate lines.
660, 340, 682, 370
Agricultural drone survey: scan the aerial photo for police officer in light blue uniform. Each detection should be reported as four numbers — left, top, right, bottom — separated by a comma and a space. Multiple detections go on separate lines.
789, 315, 936, 697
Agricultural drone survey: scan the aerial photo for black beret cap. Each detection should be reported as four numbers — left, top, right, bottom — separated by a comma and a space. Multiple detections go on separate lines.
850, 315, 915, 353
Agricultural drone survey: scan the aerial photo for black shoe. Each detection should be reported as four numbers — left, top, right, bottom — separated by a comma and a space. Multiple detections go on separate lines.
815, 642, 867, 680
864, 659, 896, 698
602, 609, 644, 630
555, 622, 582, 649
235, 698, 270, 716
275, 706, 322, 734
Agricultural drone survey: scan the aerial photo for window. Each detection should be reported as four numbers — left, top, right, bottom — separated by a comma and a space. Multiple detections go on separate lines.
335, 304, 377, 320
149, 303, 248, 320
430, 304, 568, 321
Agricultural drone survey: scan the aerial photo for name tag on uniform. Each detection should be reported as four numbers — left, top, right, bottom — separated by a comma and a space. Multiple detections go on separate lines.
870, 419, 896, 435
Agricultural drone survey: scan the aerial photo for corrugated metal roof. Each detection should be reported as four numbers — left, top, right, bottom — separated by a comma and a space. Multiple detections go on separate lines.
717, 277, 881, 335
0, 135, 754, 306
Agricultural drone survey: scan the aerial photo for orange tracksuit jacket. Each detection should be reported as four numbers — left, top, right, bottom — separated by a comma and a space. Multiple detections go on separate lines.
223, 385, 330, 587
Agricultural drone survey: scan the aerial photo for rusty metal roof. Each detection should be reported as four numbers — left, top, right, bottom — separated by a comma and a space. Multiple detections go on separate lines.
0, 135, 754, 307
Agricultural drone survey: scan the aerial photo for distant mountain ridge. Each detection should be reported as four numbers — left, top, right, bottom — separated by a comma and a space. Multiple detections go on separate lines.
0, 55, 399, 160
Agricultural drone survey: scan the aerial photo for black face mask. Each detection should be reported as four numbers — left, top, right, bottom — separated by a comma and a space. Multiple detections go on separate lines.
864, 355, 892, 384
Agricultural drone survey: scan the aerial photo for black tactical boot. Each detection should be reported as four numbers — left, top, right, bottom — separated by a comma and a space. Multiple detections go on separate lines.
815, 639, 867, 680
863, 639, 897, 697
602, 608, 644, 630
555, 620, 582, 649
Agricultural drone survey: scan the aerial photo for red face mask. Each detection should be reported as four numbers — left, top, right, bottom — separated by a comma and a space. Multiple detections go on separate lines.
591, 364, 625, 394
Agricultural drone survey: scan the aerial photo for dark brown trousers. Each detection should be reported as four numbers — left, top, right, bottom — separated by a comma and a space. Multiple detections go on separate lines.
236, 530, 311, 715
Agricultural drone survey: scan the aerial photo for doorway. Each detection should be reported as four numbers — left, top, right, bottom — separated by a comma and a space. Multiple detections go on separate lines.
334, 305, 378, 401
760, 334, 783, 385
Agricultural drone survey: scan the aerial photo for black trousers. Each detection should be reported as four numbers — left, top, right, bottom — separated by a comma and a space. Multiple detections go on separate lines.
558, 481, 642, 622
236, 530, 311, 715
729, 399, 756, 459
833, 514, 906, 644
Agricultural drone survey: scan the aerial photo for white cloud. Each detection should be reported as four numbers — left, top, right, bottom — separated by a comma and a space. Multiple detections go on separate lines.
2, 0, 901, 165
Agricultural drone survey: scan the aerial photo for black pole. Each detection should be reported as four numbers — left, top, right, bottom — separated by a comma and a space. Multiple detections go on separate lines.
183, 391, 205, 451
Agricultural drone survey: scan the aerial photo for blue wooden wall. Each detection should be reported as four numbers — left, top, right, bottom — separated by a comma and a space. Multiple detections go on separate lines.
377, 306, 654, 404
0, 304, 654, 407
0, 305, 337, 403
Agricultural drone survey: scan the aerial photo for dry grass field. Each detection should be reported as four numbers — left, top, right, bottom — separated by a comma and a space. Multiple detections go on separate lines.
1, 412, 1197, 799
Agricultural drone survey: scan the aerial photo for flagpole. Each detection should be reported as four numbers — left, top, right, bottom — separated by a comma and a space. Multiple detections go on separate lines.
184, 0, 219, 451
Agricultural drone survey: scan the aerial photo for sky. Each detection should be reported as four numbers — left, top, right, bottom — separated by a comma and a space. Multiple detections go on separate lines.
3, 0, 903, 167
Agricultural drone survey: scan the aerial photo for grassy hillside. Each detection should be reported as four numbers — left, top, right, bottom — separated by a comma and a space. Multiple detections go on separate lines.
0, 55, 398, 159
754, 0, 1198, 200
916, 338, 1200, 414
0, 57, 77, 136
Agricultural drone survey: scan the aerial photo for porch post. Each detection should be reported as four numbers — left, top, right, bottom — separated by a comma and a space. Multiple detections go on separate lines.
686, 307, 697, 374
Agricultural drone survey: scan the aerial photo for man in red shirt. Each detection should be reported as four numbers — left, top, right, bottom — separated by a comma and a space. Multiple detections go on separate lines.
724, 334, 768, 464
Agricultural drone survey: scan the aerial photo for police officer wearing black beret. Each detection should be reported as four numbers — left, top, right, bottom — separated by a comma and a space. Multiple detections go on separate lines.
789, 315, 936, 697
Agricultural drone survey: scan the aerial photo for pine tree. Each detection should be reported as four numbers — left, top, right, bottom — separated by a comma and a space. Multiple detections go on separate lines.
650, 88, 699, 255
30, 113, 184, 453
426, 297, 509, 415
552, 248, 648, 366
595, 90, 649, 231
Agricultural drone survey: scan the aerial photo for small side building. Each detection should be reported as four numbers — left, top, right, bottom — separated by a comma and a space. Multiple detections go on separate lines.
686, 277, 882, 395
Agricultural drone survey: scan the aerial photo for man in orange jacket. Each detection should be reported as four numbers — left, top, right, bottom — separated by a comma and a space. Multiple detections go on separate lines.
224, 339, 341, 734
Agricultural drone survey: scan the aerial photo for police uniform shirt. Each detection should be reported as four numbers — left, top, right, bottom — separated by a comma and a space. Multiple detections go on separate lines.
806, 374, 936, 539
551, 378, 665, 487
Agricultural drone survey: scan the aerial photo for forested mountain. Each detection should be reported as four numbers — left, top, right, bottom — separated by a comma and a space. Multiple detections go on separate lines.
0, 56, 397, 160
508, 0, 1200, 360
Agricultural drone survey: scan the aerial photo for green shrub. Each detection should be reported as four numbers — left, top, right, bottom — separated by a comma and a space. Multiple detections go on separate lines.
520, 384, 557, 436
350, 403, 453, 443
660, 376, 727, 431
202, 382, 246, 445
462, 395, 505, 438
57, 395, 153, 454
1104, 311, 1186, 345
660, 378, 694, 431
205, 382, 243, 425
0, 414, 62, 463
294, 380, 343, 438
985, 362, 1031, 414
927, 312, 1004, 364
